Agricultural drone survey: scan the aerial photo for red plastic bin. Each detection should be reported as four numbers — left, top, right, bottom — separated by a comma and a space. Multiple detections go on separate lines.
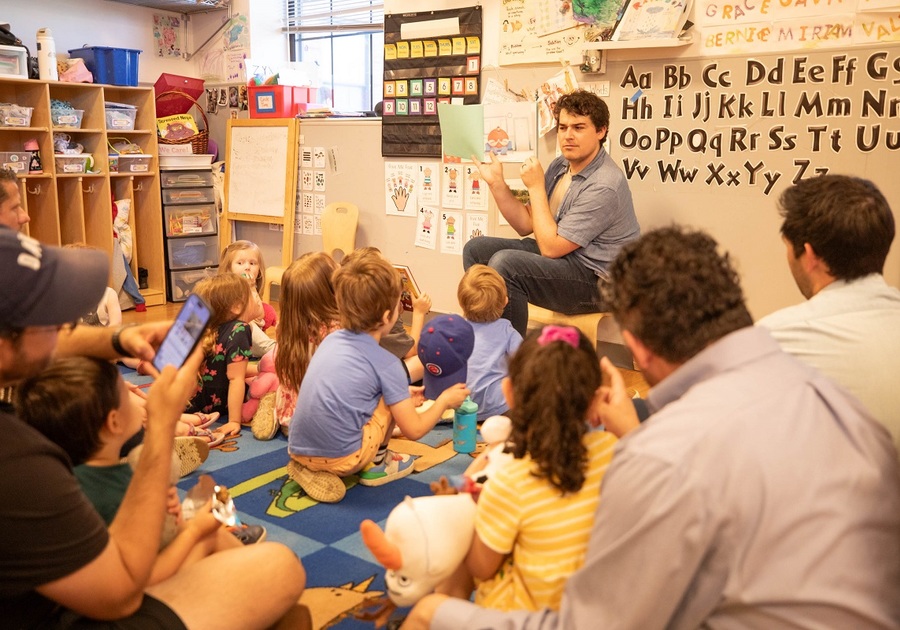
249, 85, 318, 118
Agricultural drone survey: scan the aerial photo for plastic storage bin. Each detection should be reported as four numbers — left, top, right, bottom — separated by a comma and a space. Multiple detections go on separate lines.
165, 204, 217, 237
0, 104, 33, 127
169, 267, 216, 302
0, 151, 31, 173
162, 187, 215, 205
54, 153, 92, 174
51, 109, 84, 129
166, 235, 218, 269
161, 170, 214, 188
117, 154, 152, 173
68, 46, 141, 86
105, 107, 137, 131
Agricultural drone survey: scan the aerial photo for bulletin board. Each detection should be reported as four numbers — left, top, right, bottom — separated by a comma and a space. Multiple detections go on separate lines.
221, 118, 299, 267
382, 5, 483, 157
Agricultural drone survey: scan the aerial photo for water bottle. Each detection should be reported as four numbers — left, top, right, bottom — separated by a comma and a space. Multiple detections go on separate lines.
453, 397, 478, 454
36, 28, 58, 81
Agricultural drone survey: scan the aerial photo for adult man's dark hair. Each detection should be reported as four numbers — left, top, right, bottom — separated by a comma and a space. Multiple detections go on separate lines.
601, 226, 753, 364
554, 90, 610, 144
779, 174, 895, 281
0, 167, 16, 205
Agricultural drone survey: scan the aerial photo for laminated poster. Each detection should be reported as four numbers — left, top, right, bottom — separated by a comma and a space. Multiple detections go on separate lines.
417, 162, 441, 205
441, 164, 463, 209
415, 206, 438, 250
441, 210, 463, 255
464, 164, 488, 210
385, 161, 418, 216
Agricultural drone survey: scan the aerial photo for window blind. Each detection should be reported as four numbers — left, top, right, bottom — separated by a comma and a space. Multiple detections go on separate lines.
284, 0, 384, 35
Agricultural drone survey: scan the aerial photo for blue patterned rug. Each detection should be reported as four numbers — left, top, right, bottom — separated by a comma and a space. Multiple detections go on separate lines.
126, 368, 474, 629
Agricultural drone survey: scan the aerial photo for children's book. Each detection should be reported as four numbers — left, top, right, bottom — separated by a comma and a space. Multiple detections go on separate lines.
394, 264, 421, 313
611, 0, 692, 41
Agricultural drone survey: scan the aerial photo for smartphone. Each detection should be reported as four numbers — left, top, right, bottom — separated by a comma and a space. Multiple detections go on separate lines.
152, 293, 213, 372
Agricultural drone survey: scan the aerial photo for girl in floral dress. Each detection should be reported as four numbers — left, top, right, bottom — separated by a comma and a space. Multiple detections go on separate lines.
186, 273, 257, 437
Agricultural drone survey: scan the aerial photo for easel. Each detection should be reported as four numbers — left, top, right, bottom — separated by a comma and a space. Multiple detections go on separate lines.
220, 118, 299, 268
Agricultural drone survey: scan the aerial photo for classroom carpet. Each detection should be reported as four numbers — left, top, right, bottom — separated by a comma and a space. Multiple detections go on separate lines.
127, 370, 478, 629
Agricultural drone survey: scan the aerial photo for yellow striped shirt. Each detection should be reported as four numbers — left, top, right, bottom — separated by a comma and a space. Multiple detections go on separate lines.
474, 429, 618, 612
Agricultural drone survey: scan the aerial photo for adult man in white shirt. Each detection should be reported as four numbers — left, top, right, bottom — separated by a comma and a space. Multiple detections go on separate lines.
757, 174, 900, 457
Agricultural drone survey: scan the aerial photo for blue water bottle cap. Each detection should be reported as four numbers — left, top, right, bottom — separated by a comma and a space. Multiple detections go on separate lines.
458, 396, 478, 414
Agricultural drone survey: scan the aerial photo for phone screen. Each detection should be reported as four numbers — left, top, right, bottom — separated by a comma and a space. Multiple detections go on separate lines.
152, 293, 213, 372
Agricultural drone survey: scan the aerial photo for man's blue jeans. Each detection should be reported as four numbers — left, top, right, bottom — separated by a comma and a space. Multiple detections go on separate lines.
463, 236, 604, 336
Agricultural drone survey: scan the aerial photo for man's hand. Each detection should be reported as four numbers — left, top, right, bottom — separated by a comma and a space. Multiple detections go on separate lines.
470, 152, 504, 188
118, 321, 172, 365
520, 155, 545, 189
591, 356, 640, 438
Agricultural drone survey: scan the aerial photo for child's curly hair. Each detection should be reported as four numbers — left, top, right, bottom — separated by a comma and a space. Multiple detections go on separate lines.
506, 326, 600, 495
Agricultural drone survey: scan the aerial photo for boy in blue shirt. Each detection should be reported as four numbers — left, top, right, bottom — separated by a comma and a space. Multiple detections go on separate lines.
287, 255, 470, 503
457, 264, 522, 421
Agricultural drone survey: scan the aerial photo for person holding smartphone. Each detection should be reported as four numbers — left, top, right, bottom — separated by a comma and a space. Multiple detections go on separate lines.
0, 230, 306, 629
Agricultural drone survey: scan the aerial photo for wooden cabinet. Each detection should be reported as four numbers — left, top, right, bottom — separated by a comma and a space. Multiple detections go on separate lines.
0, 77, 166, 306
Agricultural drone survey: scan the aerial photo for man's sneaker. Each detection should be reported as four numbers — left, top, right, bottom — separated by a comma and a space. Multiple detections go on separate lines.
287, 460, 346, 503
228, 523, 267, 545
251, 392, 278, 441
358, 450, 416, 487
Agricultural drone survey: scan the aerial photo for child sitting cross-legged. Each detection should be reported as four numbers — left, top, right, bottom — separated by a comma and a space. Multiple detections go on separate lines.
287, 254, 470, 503
16, 356, 266, 587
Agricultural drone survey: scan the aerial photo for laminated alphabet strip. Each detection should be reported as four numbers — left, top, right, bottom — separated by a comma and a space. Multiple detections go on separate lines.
382, 6, 483, 158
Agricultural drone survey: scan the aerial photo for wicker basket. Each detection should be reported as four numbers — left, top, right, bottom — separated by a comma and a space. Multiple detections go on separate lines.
156, 90, 209, 155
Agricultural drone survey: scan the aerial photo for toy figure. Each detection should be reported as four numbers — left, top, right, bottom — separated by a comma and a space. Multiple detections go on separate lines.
241, 349, 278, 423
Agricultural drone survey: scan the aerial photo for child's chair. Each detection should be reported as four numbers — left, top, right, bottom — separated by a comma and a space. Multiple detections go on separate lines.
322, 202, 358, 261
261, 265, 285, 304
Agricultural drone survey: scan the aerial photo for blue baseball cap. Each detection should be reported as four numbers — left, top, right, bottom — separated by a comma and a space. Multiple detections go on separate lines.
418, 314, 475, 400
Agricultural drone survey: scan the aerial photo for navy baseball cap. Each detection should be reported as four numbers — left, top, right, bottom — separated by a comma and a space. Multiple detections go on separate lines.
418, 314, 475, 400
0, 230, 108, 329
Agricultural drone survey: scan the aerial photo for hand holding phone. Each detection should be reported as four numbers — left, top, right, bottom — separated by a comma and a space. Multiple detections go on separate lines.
152, 293, 213, 373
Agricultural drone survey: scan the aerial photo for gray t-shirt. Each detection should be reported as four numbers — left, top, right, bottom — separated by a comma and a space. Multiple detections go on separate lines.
544, 147, 640, 276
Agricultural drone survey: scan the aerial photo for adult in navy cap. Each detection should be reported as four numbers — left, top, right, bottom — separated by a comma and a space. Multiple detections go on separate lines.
0, 230, 306, 629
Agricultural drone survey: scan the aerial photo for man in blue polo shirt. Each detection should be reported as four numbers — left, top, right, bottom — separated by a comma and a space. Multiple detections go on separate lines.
466, 90, 640, 336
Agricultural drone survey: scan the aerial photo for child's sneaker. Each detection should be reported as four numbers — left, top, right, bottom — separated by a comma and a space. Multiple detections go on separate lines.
287, 460, 346, 503
251, 392, 278, 441
358, 450, 416, 486
228, 523, 267, 545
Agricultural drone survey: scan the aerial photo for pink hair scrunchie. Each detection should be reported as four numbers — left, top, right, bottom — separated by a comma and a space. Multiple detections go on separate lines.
537, 325, 580, 349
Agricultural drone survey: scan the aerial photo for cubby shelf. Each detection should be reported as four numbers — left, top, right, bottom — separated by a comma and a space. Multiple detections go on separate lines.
0, 76, 166, 306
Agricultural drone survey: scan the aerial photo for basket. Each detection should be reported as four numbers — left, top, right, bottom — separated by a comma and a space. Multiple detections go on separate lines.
156, 90, 209, 155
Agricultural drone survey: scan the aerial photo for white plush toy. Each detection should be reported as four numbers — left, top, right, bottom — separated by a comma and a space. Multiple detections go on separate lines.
360, 494, 477, 613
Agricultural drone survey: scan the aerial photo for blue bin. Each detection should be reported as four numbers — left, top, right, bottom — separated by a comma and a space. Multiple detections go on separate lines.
68, 46, 141, 86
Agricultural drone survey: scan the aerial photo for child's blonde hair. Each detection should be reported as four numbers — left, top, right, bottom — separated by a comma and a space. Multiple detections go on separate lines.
333, 255, 401, 333
191, 273, 251, 356
219, 240, 266, 292
507, 326, 600, 495
458, 264, 507, 323
275, 252, 339, 391
340, 246, 382, 266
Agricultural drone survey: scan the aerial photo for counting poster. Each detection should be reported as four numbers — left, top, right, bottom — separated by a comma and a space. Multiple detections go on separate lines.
382, 6, 483, 158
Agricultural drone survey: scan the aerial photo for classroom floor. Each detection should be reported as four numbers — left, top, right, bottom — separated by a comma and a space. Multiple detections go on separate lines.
122, 303, 650, 397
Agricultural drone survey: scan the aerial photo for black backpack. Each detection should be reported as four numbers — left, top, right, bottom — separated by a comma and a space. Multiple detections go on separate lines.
0, 26, 38, 79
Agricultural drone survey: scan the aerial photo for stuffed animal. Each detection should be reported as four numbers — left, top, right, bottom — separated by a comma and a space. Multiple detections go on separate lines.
360, 494, 477, 613
241, 349, 277, 423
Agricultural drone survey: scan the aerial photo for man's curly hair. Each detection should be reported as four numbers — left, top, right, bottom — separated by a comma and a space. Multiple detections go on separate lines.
601, 226, 753, 364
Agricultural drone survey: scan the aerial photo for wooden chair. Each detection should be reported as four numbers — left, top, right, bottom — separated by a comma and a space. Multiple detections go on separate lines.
322, 201, 359, 261
261, 265, 285, 304
526, 303, 635, 369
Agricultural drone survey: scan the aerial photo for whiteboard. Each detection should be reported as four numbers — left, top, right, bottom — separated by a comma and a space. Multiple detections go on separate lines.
222, 119, 299, 267
226, 124, 289, 218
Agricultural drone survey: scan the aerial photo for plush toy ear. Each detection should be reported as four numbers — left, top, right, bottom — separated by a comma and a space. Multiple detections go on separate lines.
360, 519, 403, 571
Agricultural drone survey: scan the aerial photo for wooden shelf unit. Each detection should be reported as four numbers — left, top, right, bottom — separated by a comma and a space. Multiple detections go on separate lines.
0, 77, 166, 306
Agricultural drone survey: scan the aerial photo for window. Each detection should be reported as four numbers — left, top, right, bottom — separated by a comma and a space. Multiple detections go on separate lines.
284, 0, 384, 112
